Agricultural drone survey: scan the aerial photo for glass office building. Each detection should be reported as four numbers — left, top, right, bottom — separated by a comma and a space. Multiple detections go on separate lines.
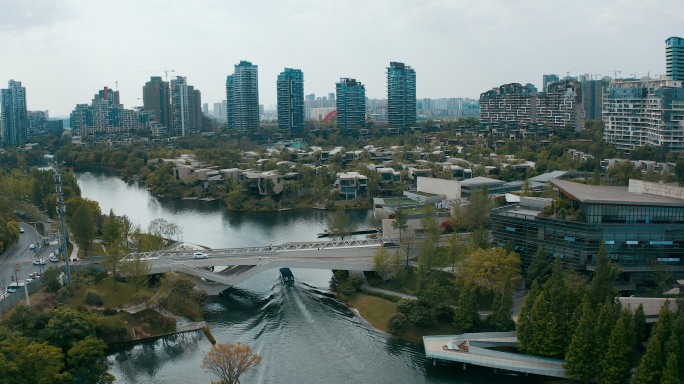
492, 179, 684, 292
226, 61, 259, 133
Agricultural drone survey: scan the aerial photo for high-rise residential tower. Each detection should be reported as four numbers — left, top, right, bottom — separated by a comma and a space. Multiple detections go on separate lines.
1, 80, 28, 146
187, 86, 202, 133
170, 76, 189, 136
543, 74, 560, 91
143, 76, 172, 131
387, 62, 416, 129
277, 68, 304, 135
336, 78, 366, 128
666, 36, 684, 81
226, 61, 259, 132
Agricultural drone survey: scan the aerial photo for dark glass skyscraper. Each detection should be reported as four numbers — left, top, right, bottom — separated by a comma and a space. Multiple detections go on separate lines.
387, 62, 416, 129
336, 78, 365, 128
143, 76, 172, 131
277, 68, 304, 135
666, 36, 684, 81
1, 80, 28, 146
226, 61, 259, 133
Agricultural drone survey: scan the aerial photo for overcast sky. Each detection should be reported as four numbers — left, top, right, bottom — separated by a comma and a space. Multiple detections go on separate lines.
2, 0, 683, 117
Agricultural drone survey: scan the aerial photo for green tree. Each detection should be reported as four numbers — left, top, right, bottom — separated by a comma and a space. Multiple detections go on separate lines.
563, 300, 598, 382
469, 226, 490, 250
595, 298, 619, 353
597, 308, 637, 384
453, 290, 480, 332
461, 247, 521, 294
419, 205, 442, 270
392, 205, 411, 267
226, 188, 247, 210
526, 247, 550, 286
608, 161, 642, 186
44, 308, 100, 353
327, 209, 357, 240
70, 202, 96, 256
373, 245, 393, 281
661, 353, 679, 384
68, 336, 115, 383
589, 244, 618, 307
0, 337, 71, 383
488, 277, 515, 332
517, 279, 541, 353
466, 185, 493, 228
121, 251, 151, 292
632, 304, 674, 384
102, 241, 127, 292
101, 209, 121, 246
633, 303, 647, 345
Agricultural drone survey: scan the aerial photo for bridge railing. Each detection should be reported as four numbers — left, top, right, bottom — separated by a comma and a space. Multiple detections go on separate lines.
139, 236, 400, 260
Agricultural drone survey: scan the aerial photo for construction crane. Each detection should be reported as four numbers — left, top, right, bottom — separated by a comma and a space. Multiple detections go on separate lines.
134, 67, 175, 82
593, 69, 621, 80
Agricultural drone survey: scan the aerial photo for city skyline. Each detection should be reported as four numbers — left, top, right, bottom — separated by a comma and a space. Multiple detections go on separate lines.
1, 0, 683, 116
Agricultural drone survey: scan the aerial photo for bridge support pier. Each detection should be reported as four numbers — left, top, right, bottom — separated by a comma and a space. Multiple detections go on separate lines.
184, 275, 231, 295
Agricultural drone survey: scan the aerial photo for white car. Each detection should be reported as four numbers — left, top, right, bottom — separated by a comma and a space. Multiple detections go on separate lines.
192, 252, 208, 259
20, 227, 25, 233
33, 259, 46, 265
49, 254, 59, 262
29, 243, 35, 250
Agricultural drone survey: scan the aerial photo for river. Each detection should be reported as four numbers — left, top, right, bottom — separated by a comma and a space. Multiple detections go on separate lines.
76, 170, 539, 384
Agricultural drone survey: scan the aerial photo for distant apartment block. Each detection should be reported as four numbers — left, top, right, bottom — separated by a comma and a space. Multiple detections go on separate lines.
226, 61, 259, 133
387, 62, 416, 129
479, 80, 583, 132
581, 78, 611, 121
603, 78, 684, 153
666, 36, 684, 81
336, 78, 366, 128
187, 85, 202, 133
27, 110, 63, 138
542, 74, 559, 91
71, 87, 162, 139
417, 98, 480, 118
1, 80, 28, 146
143, 76, 172, 131
277, 68, 304, 135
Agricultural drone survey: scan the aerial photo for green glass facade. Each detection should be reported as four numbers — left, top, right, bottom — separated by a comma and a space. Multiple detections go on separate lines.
492, 186, 684, 292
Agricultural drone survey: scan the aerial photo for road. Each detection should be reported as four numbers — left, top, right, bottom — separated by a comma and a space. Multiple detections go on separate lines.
0, 222, 61, 287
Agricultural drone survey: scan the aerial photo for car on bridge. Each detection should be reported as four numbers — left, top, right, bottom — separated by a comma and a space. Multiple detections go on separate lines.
33, 259, 46, 265
193, 252, 208, 259
49, 253, 59, 262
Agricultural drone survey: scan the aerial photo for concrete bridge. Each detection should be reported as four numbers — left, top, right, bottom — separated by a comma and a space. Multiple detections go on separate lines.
138, 237, 402, 294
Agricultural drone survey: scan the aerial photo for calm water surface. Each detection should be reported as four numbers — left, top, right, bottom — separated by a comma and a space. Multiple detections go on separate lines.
77, 170, 539, 384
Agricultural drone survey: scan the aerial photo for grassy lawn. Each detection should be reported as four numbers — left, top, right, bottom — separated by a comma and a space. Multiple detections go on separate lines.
344, 292, 461, 343
69, 278, 153, 309
78, 241, 106, 257
344, 293, 396, 332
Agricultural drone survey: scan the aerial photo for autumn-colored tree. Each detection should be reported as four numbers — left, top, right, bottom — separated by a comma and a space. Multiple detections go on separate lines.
461, 247, 521, 293
373, 245, 393, 281
202, 342, 262, 384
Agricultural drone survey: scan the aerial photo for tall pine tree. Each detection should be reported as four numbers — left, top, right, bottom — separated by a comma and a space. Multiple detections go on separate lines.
633, 303, 647, 345
563, 300, 599, 382
517, 280, 541, 354
589, 244, 618, 307
526, 247, 550, 286
661, 353, 679, 384
597, 308, 637, 384
489, 278, 515, 332
631, 303, 674, 384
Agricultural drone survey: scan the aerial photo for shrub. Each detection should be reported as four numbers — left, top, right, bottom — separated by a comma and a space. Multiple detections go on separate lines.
338, 285, 356, 297
387, 312, 407, 334
86, 290, 104, 306
103, 308, 117, 316
133, 290, 153, 304
97, 318, 132, 346
347, 275, 365, 292
55, 285, 76, 304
